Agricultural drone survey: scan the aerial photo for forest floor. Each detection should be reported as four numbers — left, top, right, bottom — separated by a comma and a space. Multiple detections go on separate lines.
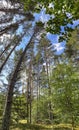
10, 122, 79, 130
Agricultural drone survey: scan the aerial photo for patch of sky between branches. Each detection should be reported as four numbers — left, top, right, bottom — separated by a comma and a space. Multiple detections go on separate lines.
14, 8, 66, 54
15, 34, 31, 50
16, 7, 79, 55
67, 19, 79, 29
34, 10, 65, 55
46, 32, 66, 55
34, 7, 79, 54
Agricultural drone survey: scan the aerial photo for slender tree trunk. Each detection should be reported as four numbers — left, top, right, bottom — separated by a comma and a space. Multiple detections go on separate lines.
45, 49, 52, 121
0, 43, 18, 73
27, 74, 32, 124
71, 116, 75, 130
36, 63, 40, 122
29, 101, 32, 124
27, 79, 29, 124
29, 62, 32, 124
36, 79, 39, 123
0, 43, 11, 58
26, 46, 34, 124
1, 31, 35, 130
28, 60, 32, 124
0, 32, 26, 73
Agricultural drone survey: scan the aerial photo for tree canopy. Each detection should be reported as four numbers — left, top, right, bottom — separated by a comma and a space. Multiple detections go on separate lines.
0, 1, 79, 130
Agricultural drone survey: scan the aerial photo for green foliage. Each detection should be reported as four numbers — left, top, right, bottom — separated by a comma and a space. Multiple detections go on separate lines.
10, 123, 79, 130
65, 29, 79, 58
51, 63, 79, 125
1, 0, 79, 128
35, 0, 79, 40
0, 93, 6, 125
36, 21, 44, 28
20, 0, 37, 11
11, 122, 53, 130
11, 94, 27, 123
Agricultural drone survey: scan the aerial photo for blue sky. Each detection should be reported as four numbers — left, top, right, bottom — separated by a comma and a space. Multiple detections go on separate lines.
16, 10, 65, 54
33, 10, 79, 55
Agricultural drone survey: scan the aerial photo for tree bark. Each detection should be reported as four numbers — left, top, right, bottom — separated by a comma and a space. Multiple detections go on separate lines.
1, 31, 35, 130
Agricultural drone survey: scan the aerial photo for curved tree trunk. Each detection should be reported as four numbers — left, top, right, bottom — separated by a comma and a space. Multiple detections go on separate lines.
1, 31, 35, 130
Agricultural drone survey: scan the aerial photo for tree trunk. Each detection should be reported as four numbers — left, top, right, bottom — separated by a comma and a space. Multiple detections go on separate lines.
0, 43, 18, 73
0, 43, 11, 58
45, 48, 52, 121
71, 116, 75, 130
1, 31, 35, 130
36, 63, 40, 122
27, 60, 33, 124
0, 32, 26, 73
26, 81, 29, 124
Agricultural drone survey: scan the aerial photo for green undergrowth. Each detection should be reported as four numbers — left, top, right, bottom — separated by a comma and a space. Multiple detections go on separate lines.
10, 122, 79, 130
11, 123, 48, 130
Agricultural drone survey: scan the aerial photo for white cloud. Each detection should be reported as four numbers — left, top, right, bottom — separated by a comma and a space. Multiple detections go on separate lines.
53, 42, 65, 54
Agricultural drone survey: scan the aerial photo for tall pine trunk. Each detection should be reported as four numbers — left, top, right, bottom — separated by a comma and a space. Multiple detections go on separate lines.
27, 59, 33, 124
1, 31, 35, 130
45, 47, 52, 121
